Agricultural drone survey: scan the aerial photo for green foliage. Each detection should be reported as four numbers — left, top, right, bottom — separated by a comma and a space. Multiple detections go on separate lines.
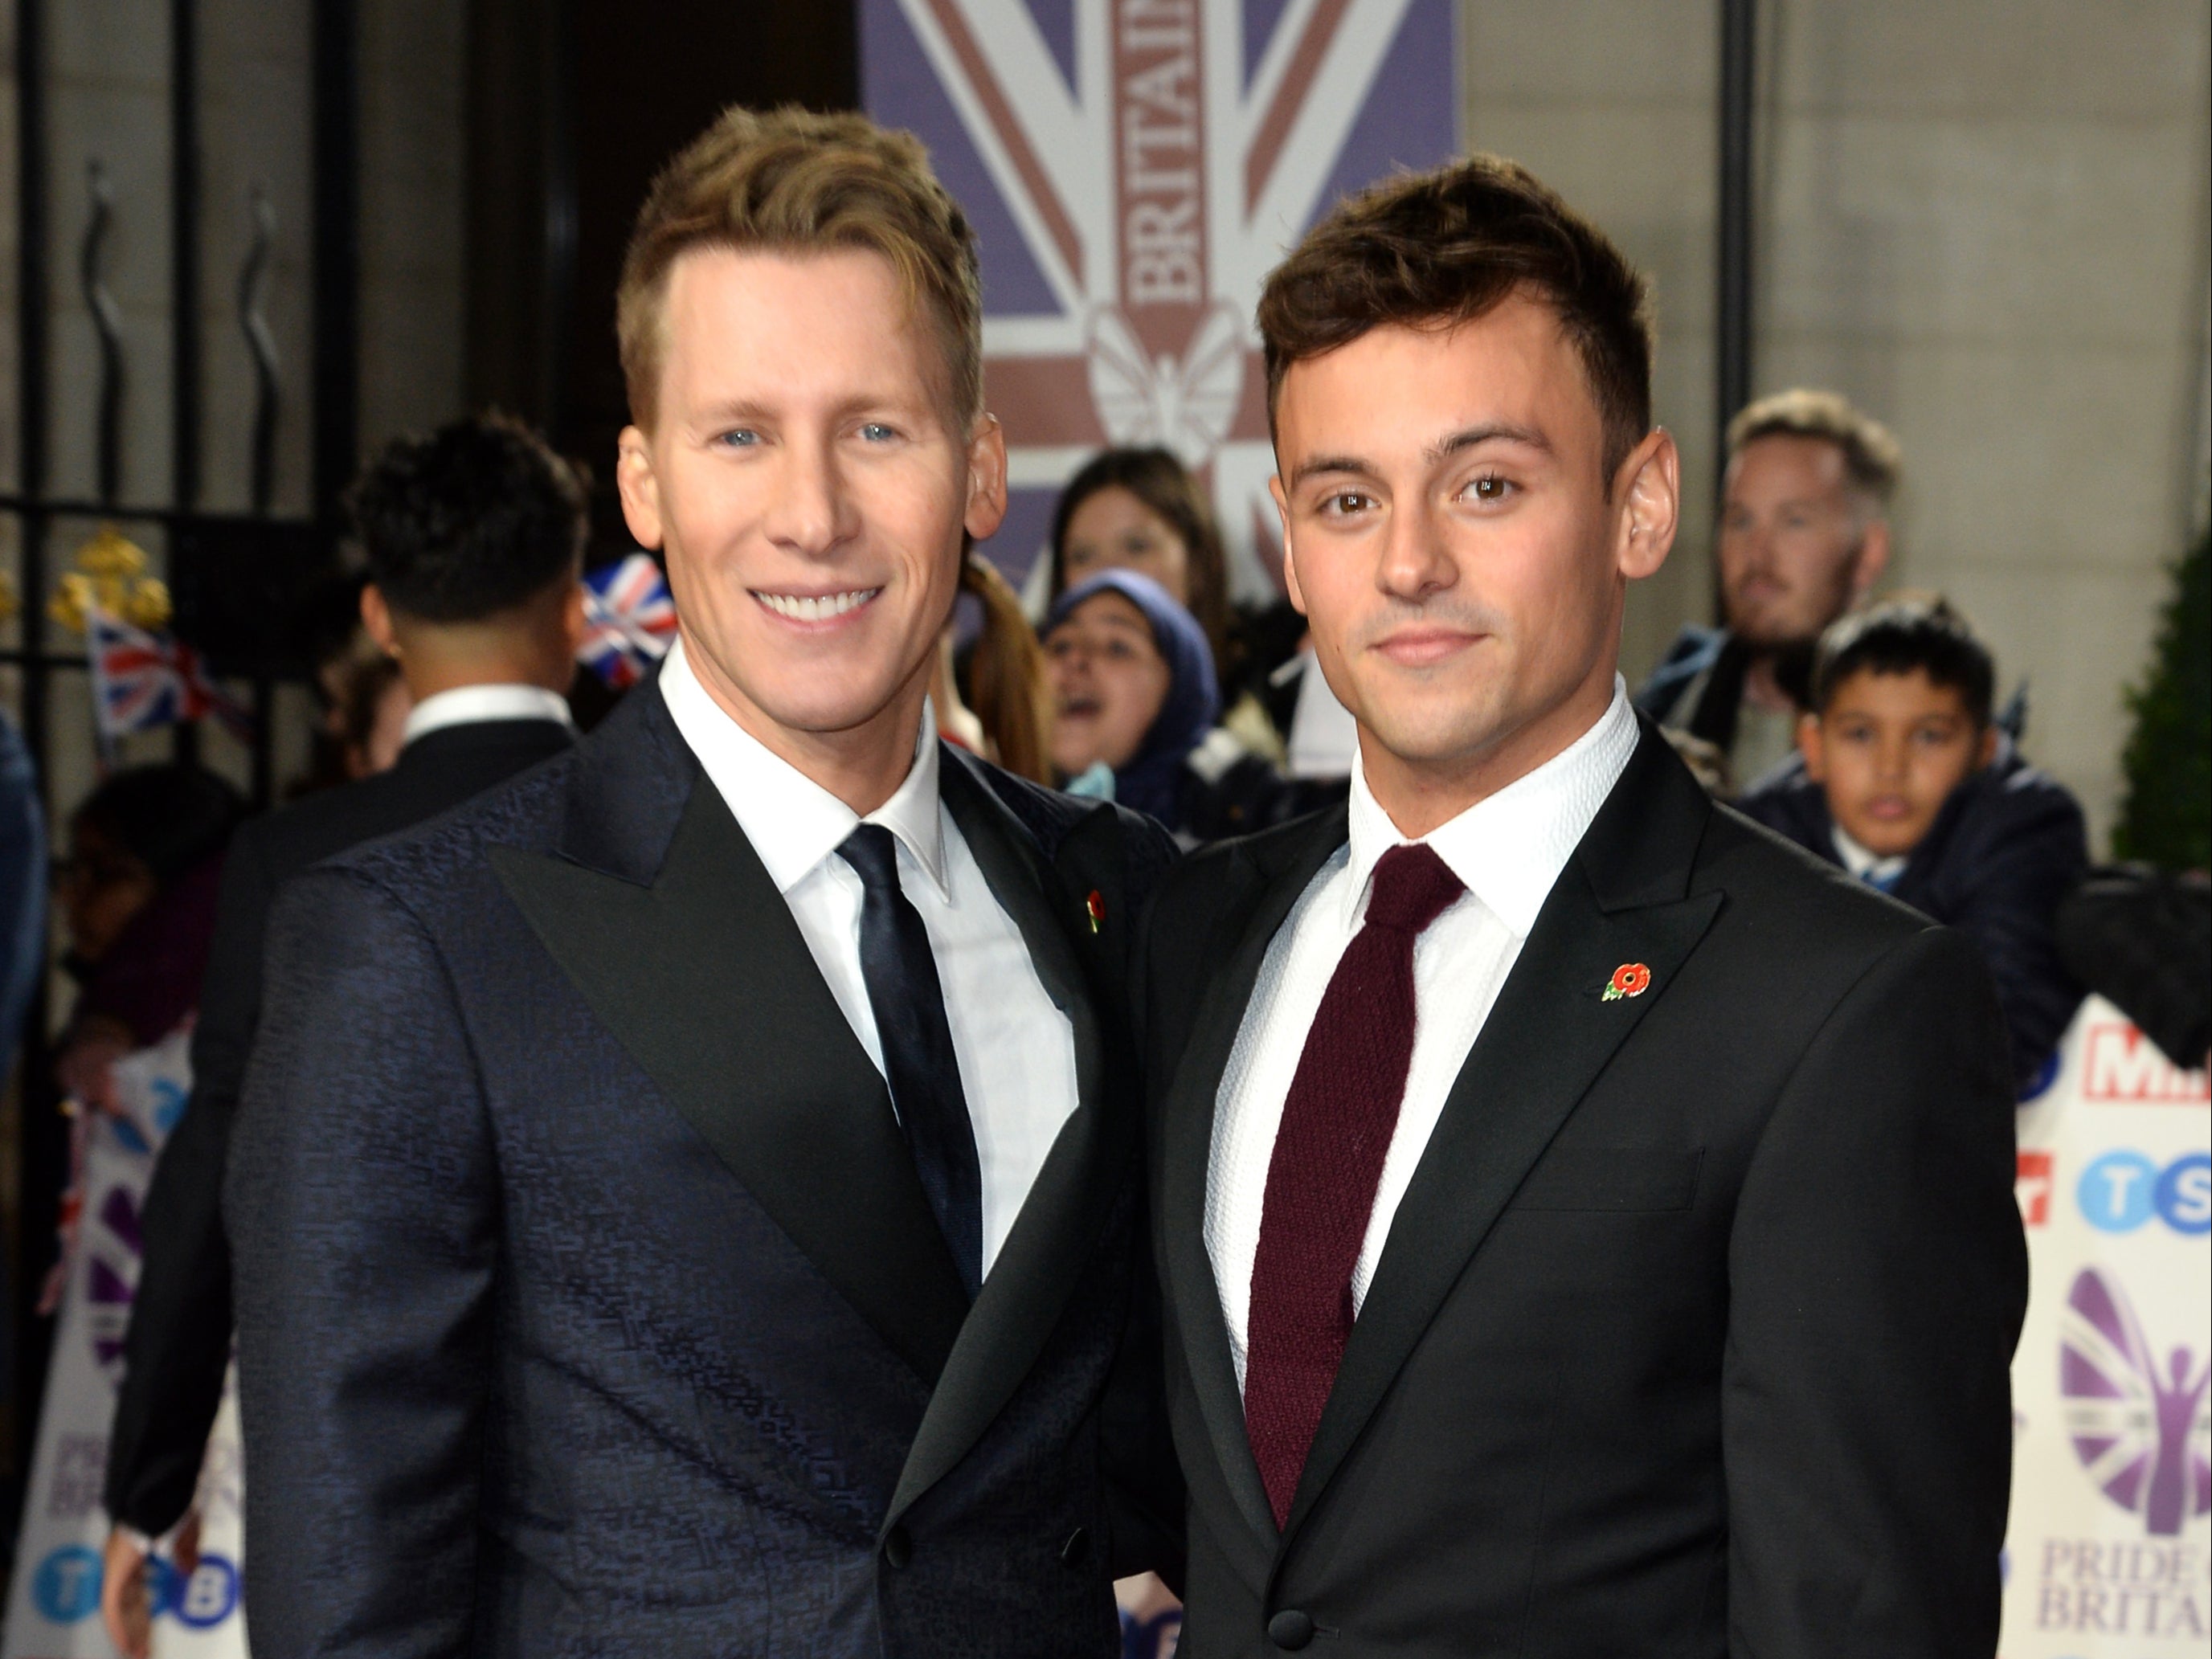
2112, 524, 2210, 870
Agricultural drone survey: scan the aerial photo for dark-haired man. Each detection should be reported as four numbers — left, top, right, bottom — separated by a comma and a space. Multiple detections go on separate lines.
1637, 388, 1899, 788
100, 415, 586, 1658
1138, 155, 2024, 1655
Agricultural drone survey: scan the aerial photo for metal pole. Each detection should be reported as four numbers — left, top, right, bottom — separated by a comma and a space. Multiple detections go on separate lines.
10, 0, 59, 1489
311, 0, 360, 524
1716, 0, 1756, 499
172, 0, 202, 513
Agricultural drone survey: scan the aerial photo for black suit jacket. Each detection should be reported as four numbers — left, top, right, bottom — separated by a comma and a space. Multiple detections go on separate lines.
104, 717, 576, 1535
224, 678, 1181, 1657
1139, 721, 2026, 1658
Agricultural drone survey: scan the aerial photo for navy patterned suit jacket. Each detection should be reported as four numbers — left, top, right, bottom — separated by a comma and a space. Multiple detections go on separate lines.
225, 673, 1181, 1657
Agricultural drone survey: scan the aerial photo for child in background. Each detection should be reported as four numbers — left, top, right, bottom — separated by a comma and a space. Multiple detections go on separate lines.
1737, 594, 2088, 1093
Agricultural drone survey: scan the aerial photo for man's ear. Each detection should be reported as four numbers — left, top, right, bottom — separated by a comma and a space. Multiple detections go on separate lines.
562, 582, 589, 658
360, 583, 399, 657
1797, 712, 1827, 780
1852, 518, 1892, 598
1269, 473, 1308, 617
963, 413, 1009, 541
615, 425, 664, 550
1977, 722, 2000, 769
1613, 429, 1680, 582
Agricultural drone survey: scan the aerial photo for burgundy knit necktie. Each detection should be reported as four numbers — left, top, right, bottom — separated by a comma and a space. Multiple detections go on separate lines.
1244, 842, 1466, 1528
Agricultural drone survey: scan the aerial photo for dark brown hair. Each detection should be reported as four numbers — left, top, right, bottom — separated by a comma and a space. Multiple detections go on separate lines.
1257, 153, 1654, 484
1812, 592, 1994, 728
618, 106, 982, 429
959, 552, 1052, 784
1048, 447, 1231, 677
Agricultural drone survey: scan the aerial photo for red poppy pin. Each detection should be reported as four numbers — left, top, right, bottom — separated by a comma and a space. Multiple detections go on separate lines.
1086, 889, 1106, 935
1602, 962, 1652, 1001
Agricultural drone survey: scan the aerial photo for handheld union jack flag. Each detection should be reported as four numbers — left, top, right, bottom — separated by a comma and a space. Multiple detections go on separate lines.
579, 552, 679, 689
862, 0, 1458, 599
85, 607, 253, 750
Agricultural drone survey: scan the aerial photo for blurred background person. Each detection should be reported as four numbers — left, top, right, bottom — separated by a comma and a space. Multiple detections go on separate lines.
294, 572, 412, 793
1638, 388, 1900, 790
1737, 594, 2087, 1092
98, 414, 587, 1659
53, 765, 243, 1122
936, 550, 1051, 783
0, 707, 44, 1099
1043, 568, 1303, 846
1049, 446, 1233, 684
46, 763, 244, 1318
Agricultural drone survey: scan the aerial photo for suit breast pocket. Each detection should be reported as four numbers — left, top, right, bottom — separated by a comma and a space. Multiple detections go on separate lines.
1507, 1146, 1704, 1212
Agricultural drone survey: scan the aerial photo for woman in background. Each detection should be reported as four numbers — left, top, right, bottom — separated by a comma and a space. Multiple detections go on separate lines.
1043, 569, 1302, 845
1047, 447, 1233, 693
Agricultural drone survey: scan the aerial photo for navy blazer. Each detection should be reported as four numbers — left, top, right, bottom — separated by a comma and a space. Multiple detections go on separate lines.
226, 676, 1180, 1657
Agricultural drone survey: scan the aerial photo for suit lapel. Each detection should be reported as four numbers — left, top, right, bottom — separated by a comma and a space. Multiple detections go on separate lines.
885, 751, 1131, 1524
490, 687, 969, 1385
1160, 805, 1351, 1540
1279, 725, 1723, 1541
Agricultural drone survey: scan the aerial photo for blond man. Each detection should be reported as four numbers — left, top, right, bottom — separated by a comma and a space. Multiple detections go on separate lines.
1637, 388, 1903, 786
227, 108, 1180, 1657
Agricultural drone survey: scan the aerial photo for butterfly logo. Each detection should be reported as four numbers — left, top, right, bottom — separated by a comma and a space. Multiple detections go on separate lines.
1085, 304, 1247, 470
2059, 1266, 2211, 1535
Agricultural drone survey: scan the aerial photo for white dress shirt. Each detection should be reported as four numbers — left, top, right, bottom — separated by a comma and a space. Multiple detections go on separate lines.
401, 682, 575, 745
658, 639, 1078, 1276
1206, 678, 1640, 1388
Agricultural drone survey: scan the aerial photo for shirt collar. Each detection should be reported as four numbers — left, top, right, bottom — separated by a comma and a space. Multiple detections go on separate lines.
401, 682, 574, 746
1831, 824, 1908, 888
656, 636, 948, 901
1343, 675, 1639, 938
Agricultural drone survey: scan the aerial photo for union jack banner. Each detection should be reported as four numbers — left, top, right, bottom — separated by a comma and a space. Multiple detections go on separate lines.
863, 0, 1458, 601
84, 607, 252, 748
579, 552, 680, 689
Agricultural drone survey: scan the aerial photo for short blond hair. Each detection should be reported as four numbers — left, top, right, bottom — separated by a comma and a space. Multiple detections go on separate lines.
1727, 388, 1902, 509
615, 105, 983, 430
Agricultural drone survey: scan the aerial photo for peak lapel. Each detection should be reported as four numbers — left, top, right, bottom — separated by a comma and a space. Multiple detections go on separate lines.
886, 753, 1128, 1525
490, 695, 968, 1386
1161, 807, 1351, 1541
1280, 727, 1723, 1543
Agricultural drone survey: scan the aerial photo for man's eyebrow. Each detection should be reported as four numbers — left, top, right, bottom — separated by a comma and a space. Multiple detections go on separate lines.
1425, 422, 1551, 463
1287, 454, 1377, 488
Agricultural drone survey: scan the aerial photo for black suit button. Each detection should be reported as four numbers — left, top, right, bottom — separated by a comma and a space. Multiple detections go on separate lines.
882, 1525, 912, 1568
1268, 1608, 1315, 1649
1058, 1526, 1090, 1567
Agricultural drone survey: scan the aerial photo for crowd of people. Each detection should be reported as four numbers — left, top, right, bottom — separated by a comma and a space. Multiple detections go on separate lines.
0, 100, 2198, 1659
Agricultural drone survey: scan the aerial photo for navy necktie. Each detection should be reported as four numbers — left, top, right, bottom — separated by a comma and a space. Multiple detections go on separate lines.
837, 823, 984, 1299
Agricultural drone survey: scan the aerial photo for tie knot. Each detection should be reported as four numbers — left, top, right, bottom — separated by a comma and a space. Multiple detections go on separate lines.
1362, 843, 1465, 937
836, 822, 902, 892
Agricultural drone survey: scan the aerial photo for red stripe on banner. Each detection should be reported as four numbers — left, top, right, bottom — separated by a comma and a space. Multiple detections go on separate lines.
920, 0, 1086, 285
988, 355, 1106, 449
1245, 0, 1355, 215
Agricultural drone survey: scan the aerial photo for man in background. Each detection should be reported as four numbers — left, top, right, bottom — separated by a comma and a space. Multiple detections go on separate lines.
1637, 387, 1899, 788
100, 415, 587, 1658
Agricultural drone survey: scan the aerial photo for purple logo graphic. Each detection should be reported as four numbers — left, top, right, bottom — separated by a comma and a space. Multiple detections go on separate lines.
2060, 1268, 2211, 1535
87, 1183, 144, 1380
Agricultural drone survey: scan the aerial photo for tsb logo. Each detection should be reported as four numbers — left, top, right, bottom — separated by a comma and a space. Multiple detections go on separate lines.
2077, 1150, 2210, 1235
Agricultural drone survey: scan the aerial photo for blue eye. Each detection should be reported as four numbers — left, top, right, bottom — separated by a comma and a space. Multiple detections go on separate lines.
718, 428, 759, 448
860, 423, 897, 443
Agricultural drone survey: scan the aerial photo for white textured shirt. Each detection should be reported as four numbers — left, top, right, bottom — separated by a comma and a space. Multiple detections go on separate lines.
1207, 679, 1640, 1388
401, 682, 574, 744
658, 639, 1078, 1275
